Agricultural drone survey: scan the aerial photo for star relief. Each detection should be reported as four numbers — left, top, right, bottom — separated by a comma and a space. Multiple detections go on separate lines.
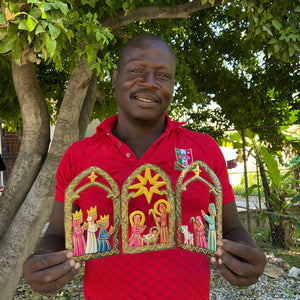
88, 171, 98, 182
129, 167, 166, 204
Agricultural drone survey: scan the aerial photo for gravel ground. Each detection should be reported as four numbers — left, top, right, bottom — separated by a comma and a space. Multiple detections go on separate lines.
210, 269, 299, 300
210, 252, 300, 300
14, 252, 299, 299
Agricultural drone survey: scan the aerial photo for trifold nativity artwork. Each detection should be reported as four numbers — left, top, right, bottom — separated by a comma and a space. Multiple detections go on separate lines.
64, 161, 222, 262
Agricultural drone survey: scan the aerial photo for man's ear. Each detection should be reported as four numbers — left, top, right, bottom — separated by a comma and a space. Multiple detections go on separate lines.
112, 69, 118, 89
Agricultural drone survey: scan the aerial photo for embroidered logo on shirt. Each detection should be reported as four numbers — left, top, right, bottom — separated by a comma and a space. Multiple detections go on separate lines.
174, 148, 193, 170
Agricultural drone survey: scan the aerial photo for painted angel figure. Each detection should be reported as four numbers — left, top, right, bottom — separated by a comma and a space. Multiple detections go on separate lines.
96, 215, 114, 252
84, 206, 98, 254
72, 209, 86, 256
201, 203, 216, 252
128, 211, 146, 247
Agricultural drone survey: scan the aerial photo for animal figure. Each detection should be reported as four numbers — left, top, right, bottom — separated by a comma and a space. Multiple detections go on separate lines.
182, 225, 194, 245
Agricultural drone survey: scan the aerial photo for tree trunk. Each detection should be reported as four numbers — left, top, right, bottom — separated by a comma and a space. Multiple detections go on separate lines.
78, 70, 104, 140
0, 61, 50, 239
271, 217, 295, 248
0, 62, 93, 300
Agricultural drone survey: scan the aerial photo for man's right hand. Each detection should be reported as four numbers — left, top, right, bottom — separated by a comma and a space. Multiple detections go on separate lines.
23, 250, 80, 295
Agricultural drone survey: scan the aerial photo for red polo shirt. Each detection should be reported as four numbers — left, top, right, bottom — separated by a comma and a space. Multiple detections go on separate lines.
56, 114, 234, 299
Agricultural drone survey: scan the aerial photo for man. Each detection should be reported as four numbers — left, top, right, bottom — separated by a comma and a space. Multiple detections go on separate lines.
23, 34, 266, 299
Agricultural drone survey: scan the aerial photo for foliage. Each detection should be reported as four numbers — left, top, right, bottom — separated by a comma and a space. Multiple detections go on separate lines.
0, 0, 114, 73
259, 153, 300, 219
172, 4, 300, 144
249, 133, 300, 247
0, 55, 21, 129
0, 1, 299, 133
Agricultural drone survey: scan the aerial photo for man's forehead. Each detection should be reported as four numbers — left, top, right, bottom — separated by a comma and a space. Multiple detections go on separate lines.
123, 42, 176, 65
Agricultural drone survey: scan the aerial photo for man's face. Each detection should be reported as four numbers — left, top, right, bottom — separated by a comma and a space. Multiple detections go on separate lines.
112, 40, 175, 124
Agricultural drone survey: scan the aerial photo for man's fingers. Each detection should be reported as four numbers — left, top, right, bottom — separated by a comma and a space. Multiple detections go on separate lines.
217, 250, 258, 277
23, 250, 81, 295
212, 260, 258, 286
218, 239, 266, 266
29, 262, 80, 295
211, 239, 266, 287
24, 250, 73, 271
28, 258, 76, 285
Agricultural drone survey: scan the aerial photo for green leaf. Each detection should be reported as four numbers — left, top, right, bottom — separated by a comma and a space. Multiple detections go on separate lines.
43, 2, 52, 12
95, 31, 105, 42
35, 24, 45, 34
27, 0, 41, 4
85, 43, 95, 62
105, 0, 113, 6
246, 184, 259, 196
12, 38, 23, 61
57, 2, 69, 16
9, 3, 20, 13
18, 20, 29, 31
26, 16, 37, 32
262, 25, 273, 36
288, 44, 296, 57
271, 19, 282, 31
274, 42, 281, 53
268, 38, 277, 45
29, 7, 42, 19
261, 147, 281, 188
49, 24, 61, 40
82, 0, 95, 8
44, 34, 57, 57
287, 193, 300, 209
0, 35, 17, 53
0, 13, 6, 26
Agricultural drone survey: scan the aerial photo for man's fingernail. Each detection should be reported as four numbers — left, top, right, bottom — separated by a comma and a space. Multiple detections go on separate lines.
69, 259, 75, 267
75, 262, 81, 270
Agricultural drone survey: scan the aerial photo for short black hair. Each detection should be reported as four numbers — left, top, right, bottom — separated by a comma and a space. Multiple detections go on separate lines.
117, 33, 177, 71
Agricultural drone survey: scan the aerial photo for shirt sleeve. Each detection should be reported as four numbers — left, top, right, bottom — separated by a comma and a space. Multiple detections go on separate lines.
55, 146, 74, 203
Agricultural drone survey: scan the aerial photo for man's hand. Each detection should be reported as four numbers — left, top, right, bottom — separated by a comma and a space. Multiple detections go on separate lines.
210, 239, 266, 286
23, 250, 81, 295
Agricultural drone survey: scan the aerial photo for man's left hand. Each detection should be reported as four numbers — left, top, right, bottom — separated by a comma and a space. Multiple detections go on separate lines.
210, 239, 266, 286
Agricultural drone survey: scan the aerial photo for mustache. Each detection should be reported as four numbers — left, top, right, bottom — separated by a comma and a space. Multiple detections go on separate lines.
130, 89, 162, 103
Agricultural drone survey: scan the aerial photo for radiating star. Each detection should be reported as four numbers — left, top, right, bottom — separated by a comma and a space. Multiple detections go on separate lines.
129, 168, 166, 204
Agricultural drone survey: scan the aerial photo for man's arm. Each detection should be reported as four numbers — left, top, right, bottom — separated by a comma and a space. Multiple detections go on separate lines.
211, 200, 266, 286
23, 201, 81, 295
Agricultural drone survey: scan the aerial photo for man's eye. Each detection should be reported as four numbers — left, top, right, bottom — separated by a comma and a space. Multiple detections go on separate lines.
130, 69, 143, 73
157, 73, 170, 79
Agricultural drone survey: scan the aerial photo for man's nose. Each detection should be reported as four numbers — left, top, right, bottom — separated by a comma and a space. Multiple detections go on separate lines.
138, 71, 159, 89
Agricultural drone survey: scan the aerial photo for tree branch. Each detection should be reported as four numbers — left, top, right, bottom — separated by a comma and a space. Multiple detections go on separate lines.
102, 0, 224, 29
78, 71, 105, 140
0, 61, 50, 239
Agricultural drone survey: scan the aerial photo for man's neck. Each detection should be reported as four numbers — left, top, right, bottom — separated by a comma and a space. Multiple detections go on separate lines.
112, 116, 166, 159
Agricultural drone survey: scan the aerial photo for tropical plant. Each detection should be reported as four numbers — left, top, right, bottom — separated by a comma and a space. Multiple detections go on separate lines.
250, 136, 300, 248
